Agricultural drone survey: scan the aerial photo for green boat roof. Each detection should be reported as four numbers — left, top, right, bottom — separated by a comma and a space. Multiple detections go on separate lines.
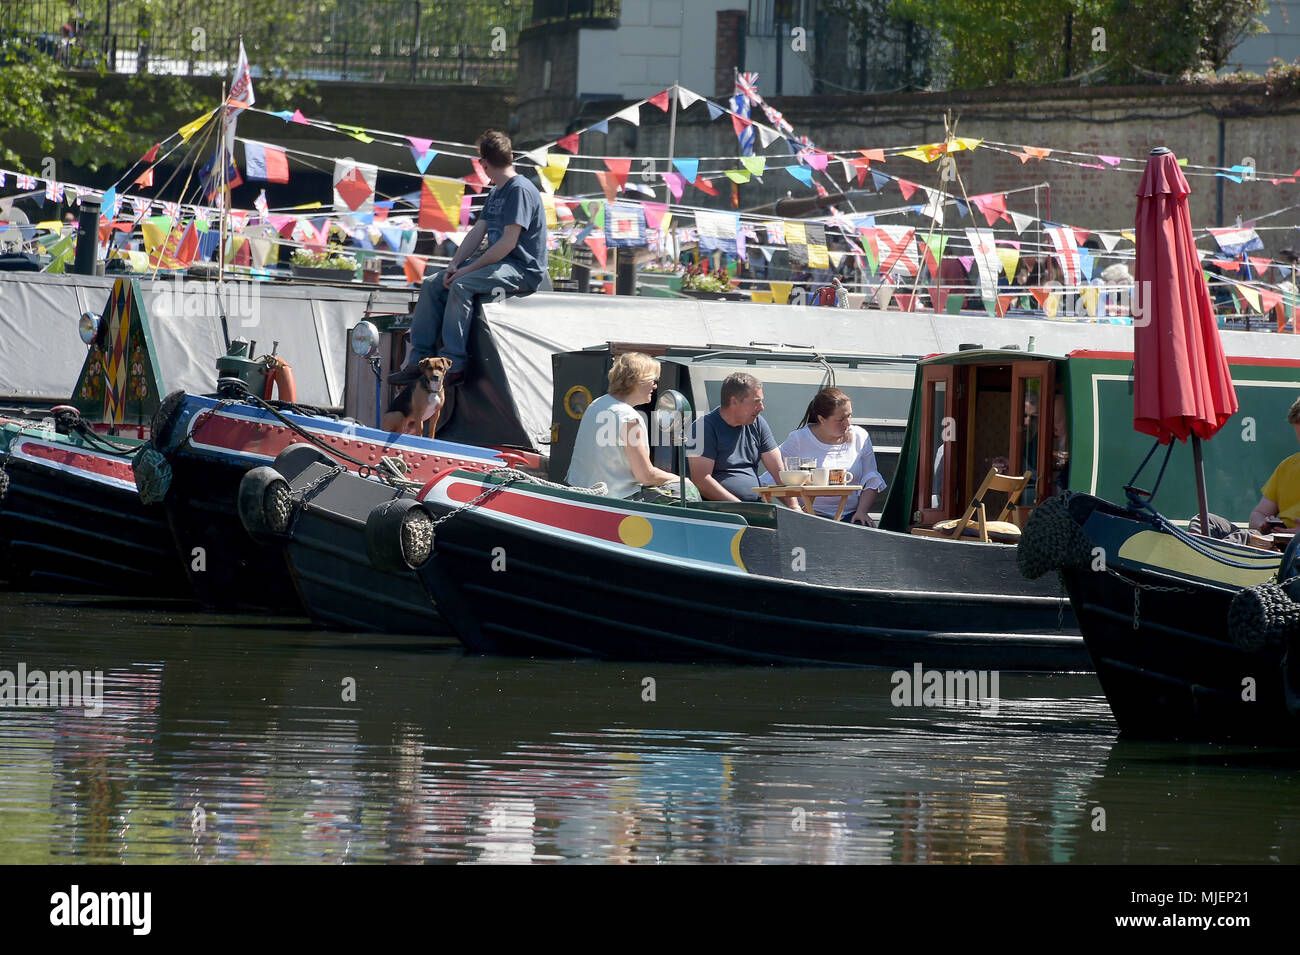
918, 348, 1070, 367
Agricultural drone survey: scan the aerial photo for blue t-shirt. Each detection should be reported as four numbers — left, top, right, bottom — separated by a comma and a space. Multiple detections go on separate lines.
481, 175, 547, 289
689, 408, 777, 502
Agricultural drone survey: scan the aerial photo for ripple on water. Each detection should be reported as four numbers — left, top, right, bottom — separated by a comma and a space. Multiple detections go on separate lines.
0, 592, 1295, 863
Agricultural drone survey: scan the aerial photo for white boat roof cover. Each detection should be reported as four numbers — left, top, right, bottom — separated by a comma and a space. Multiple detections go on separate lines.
4, 273, 1297, 448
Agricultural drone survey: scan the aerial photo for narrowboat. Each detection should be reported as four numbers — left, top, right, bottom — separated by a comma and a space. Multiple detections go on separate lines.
0, 281, 192, 597
233, 344, 909, 633
372, 347, 1300, 669
1015, 352, 1300, 743
1021, 491, 1295, 743
146, 384, 536, 614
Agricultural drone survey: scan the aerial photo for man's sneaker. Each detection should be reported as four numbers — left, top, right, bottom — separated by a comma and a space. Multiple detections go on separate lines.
387, 365, 422, 385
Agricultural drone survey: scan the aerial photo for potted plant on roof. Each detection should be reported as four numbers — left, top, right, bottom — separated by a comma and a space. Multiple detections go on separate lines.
679, 262, 746, 301
291, 247, 360, 282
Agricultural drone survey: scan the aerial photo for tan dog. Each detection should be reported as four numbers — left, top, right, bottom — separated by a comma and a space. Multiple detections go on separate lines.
382, 356, 454, 437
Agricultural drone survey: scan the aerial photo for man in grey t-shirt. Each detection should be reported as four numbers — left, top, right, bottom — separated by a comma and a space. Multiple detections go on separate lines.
687, 373, 798, 508
391, 129, 548, 386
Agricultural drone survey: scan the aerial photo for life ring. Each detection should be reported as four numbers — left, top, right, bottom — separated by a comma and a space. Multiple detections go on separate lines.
262, 356, 297, 403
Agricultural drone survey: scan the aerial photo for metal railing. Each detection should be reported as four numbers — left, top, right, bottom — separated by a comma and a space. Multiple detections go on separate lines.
529, 0, 621, 25
0, 0, 528, 85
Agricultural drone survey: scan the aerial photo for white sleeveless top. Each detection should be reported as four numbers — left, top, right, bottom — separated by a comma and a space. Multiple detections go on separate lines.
566, 393, 644, 499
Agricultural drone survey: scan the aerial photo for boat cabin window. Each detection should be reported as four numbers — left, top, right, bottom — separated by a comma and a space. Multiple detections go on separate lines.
910, 358, 1061, 532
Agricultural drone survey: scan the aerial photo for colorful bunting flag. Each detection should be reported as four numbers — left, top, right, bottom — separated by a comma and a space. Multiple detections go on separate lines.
333, 160, 376, 214
696, 209, 743, 258
606, 201, 648, 247
786, 166, 813, 187
245, 142, 290, 184
419, 177, 464, 232
603, 157, 632, 188
538, 155, 569, 194
672, 159, 699, 184
1209, 225, 1264, 257
966, 228, 1001, 307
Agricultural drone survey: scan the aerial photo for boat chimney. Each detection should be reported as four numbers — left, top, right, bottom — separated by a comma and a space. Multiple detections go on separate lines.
73, 201, 101, 276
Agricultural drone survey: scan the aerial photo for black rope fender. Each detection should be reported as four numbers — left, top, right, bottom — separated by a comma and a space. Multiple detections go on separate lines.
1016, 494, 1095, 581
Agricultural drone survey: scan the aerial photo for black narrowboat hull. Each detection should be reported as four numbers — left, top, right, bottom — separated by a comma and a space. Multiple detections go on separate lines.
0, 433, 192, 597
1048, 495, 1296, 743
152, 393, 522, 616
162, 452, 303, 613
272, 462, 448, 635
414, 480, 1086, 670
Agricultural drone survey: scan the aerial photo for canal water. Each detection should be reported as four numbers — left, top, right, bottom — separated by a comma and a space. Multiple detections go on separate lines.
1, 590, 1297, 865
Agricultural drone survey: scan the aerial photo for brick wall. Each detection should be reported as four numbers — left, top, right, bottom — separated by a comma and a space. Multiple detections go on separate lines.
715, 10, 746, 98
550, 83, 1300, 253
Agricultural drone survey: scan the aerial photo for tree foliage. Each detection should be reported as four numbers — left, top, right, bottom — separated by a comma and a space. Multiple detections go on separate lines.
0, 42, 203, 171
845, 0, 1272, 89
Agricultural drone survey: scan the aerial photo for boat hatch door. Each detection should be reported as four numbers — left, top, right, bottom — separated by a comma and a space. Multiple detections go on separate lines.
1008, 361, 1057, 514
917, 364, 957, 525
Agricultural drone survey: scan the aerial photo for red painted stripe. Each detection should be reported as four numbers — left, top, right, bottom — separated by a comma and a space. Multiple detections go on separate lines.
19, 440, 135, 483
192, 413, 495, 480
444, 479, 625, 541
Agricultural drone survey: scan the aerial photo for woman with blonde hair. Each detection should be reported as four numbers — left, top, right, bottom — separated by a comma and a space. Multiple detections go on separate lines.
566, 352, 681, 498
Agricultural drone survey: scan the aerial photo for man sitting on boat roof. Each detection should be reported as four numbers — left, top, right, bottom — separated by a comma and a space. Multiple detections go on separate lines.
688, 373, 800, 509
1249, 396, 1300, 533
390, 129, 548, 388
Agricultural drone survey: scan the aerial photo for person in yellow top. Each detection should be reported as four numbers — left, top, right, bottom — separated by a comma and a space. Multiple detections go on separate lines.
1249, 397, 1300, 532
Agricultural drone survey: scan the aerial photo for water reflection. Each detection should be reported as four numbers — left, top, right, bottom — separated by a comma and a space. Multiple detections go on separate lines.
0, 592, 1290, 864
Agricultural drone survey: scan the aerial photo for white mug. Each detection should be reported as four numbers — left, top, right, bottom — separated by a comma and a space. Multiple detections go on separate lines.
828, 468, 854, 485
811, 467, 830, 486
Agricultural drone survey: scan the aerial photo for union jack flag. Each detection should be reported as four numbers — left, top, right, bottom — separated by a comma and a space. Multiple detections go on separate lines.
735, 72, 760, 105
17, 174, 36, 190
162, 201, 181, 219
730, 91, 754, 157
45, 180, 65, 203
762, 103, 793, 135
131, 196, 151, 217
254, 189, 269, 217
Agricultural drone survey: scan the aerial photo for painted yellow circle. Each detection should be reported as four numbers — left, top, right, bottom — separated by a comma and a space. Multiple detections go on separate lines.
564, 385, 593, 419
618, 514, 654, 548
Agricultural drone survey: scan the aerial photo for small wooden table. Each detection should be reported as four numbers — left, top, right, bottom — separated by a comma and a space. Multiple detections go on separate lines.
753, 484, 862, 520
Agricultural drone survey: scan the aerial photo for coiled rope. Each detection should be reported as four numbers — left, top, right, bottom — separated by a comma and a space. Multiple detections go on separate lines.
1016, 494, 1095, 580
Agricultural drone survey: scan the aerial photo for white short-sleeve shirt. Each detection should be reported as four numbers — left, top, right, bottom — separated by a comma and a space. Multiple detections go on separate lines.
773, 425, 888, 518
566, 393, 645, 499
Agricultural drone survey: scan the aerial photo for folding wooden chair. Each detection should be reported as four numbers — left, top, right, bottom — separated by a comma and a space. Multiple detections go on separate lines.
934, 467, 1031, 543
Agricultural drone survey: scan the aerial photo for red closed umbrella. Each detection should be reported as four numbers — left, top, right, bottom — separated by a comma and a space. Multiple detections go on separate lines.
1132, 147, 1239, 527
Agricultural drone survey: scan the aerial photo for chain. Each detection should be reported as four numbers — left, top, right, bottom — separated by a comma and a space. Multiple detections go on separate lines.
174, 399, 239, 454
1105, 566, 1193, 630
424, 468, 607, 532
426, 474, 513, 531
1056, 570, 1067, 630
292, 465, 346, 505
285, 464, 346, 536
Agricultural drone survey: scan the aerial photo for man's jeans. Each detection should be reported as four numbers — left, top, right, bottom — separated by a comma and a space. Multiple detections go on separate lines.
405, 262, 532, 372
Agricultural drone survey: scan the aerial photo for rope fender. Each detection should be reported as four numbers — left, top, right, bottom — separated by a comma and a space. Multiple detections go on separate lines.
133, 445, 173, 505
1016, 494, 1095, 580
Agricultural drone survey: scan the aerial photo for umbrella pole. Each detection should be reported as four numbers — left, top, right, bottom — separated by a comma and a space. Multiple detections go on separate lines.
1191, 434, 1210, 533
